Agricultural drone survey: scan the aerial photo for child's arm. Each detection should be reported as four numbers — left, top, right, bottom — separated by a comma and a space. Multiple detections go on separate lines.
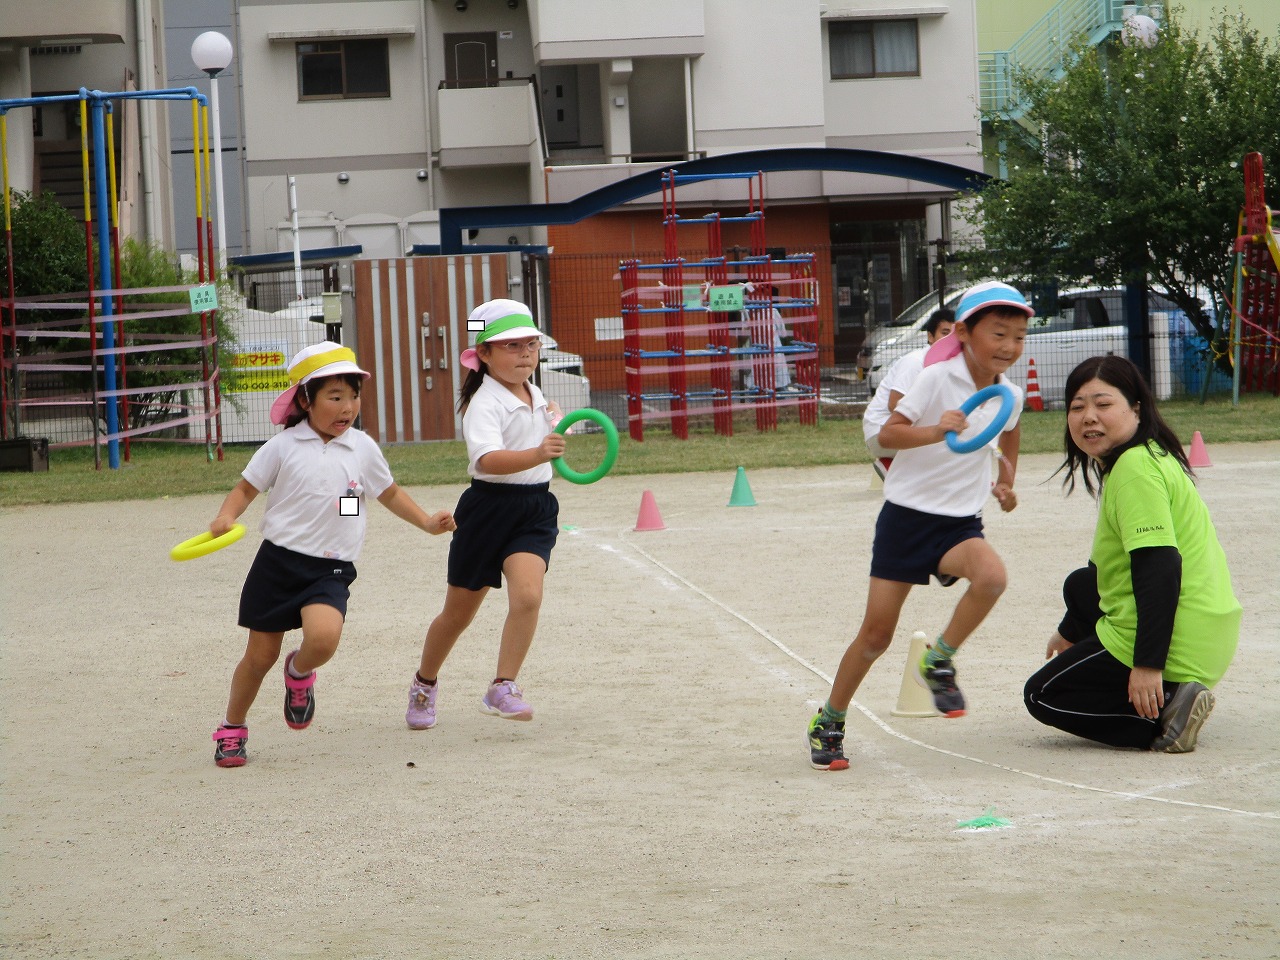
876, 409, 967, 451
211, 479, 260, 535
992, 423, 1021, 512
476, 432, 567, 475
377, 483, 457, 535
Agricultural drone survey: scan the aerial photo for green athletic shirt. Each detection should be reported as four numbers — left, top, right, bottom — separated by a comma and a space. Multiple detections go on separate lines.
1091, 443, 1241, 686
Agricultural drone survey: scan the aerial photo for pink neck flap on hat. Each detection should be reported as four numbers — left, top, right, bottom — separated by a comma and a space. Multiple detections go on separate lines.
923, 330, 963, 366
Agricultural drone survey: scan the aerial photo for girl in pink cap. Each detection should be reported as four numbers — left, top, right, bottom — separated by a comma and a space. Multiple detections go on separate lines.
404, 298, 567, 730
208, 341, 455, 768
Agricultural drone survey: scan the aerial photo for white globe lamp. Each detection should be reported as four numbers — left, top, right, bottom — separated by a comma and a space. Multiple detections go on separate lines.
1123, 14, 1159, 49
191, 31, 235, 274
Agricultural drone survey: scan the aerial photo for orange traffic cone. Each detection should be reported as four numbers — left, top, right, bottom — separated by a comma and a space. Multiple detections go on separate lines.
1188, 431, 1213, 468
1024, 358, 1044, 412
634, 490, 666, 531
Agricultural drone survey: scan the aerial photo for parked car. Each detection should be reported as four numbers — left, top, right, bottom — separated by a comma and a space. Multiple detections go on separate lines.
862, 286, 1204, 407
537, 332, 591, 415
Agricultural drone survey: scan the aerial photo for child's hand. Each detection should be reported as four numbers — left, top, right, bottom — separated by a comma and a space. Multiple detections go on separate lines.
425, 510, 456, 535
539, 432, 567, 461
936, 409, 968, 441
210, 514, 238, 537
992, 482, 1018, 512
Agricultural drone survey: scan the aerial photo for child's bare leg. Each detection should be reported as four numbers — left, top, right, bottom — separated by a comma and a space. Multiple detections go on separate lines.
828, 578, 913, 711
494, 552, 545, 680
225, 630, 284, 725
418, 585, 487, 679
290, 603, 345, 674
936, 538, 1008, 649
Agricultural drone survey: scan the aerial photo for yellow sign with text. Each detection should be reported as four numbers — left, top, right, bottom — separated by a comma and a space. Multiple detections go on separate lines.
231, 351, 290, 392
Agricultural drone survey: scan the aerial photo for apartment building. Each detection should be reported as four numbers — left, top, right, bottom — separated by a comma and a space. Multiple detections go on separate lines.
0, 0, 175, 249
208, 0, 983, 364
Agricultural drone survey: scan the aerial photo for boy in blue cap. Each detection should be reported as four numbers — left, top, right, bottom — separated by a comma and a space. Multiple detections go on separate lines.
809, 281, 1032, 770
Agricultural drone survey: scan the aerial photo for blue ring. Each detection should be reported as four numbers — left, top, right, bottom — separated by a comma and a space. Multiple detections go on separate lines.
946, 382, 1016, 454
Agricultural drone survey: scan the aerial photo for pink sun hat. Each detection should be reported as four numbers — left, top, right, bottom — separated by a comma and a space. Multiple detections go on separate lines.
270, 341, 370, 425
924, 281, 1035, 366
459, 298, 540, 371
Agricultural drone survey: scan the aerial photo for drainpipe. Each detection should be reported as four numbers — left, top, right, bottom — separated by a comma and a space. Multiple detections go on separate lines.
134, 0, 160, 245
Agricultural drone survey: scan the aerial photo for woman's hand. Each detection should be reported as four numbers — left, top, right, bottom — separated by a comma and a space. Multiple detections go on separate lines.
1045, 631, 1072, 659
1129, 666, 1165, 719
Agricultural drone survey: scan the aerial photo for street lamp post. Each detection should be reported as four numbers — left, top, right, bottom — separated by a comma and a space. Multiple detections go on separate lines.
191, 31, 234, 276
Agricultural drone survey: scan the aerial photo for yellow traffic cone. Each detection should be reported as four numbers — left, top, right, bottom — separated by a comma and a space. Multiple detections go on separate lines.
891, 631, 938, 718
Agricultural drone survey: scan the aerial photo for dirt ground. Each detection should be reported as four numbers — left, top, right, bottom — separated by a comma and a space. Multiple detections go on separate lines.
3, 442, 1278, 960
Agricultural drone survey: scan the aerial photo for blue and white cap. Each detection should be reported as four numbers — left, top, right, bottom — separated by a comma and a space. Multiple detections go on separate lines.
955, 281, 1034, 326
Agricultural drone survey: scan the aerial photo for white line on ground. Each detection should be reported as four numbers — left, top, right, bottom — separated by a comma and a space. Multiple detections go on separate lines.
620, 529, 1280, 821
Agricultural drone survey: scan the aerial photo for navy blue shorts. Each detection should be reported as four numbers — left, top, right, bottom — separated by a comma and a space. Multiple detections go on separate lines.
447, 479, 559, 591
238, 540, 357, 633
870, 501, 984, 586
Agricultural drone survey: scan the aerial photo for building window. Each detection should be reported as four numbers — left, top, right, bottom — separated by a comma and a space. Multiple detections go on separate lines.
829, 20, 919, 79
297, 39, 390, 99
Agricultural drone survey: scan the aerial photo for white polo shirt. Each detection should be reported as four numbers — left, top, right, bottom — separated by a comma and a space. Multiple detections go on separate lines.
463, 374, 555, 484
884, 353, 1023, 517
242, 421, 395, 561
862, 346, 926, 440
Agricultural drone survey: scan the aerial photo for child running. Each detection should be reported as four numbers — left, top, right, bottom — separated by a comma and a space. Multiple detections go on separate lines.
404, 299, 566, 730
209, 342, 456, 768
808, 281, 1031, 770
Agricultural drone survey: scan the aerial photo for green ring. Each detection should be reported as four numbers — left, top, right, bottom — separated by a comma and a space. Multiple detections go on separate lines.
552, 408, 620, 485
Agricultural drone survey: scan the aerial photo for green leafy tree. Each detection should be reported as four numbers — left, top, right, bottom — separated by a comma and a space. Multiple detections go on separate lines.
1, 191, 89, 435
115, 239, 241, 434
968, 8, 1280, 350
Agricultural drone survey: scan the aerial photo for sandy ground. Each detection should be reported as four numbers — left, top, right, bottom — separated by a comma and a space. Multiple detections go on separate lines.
2, 442, 1278, 960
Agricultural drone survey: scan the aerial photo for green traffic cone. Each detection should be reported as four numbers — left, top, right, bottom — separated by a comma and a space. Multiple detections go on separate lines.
728, 466, 756, 507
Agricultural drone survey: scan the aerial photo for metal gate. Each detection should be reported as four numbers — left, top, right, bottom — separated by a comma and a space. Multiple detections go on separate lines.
353, 254, 512, 443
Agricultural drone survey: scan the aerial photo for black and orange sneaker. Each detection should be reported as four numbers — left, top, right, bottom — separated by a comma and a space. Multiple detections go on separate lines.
916, 650, 966, 717
212, 725, 248, 768
808, 713, 850, 771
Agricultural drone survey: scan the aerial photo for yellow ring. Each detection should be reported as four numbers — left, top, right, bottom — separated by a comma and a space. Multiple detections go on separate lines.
170, 523, 246, 562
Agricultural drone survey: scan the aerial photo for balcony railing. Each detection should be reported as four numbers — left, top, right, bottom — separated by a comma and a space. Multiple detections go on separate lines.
979, 0, 1162, 119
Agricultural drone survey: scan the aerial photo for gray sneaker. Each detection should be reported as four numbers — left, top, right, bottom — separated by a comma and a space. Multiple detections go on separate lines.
406, 677, 438, 730
1150, 682, 1215, 753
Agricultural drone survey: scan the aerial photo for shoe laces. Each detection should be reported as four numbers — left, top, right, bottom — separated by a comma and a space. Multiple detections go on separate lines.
217, 733, 243, 752
288, 686, 311, 709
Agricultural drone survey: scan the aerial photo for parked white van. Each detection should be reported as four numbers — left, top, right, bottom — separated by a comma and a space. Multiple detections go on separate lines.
862, 286, 1200, 407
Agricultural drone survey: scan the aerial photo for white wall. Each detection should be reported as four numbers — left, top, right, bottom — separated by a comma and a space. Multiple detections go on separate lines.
531, 0, 705, 60
239, 0, 429, 252
691, 0, 826, 152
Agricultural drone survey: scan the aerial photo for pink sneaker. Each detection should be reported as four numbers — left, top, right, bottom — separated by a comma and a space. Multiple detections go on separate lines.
480, 680, 533, 721
406, 677, 438, 730
283, 650, 316, 730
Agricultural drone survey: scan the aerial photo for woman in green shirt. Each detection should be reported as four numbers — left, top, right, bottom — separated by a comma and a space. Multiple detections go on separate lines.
1024, 356, 1241, 752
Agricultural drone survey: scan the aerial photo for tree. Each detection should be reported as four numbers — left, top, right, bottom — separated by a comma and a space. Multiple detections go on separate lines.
967, 8, 1280, 350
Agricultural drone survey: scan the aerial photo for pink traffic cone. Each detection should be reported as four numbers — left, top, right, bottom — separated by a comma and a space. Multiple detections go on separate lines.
1188, 431, 1212, 468
634, 490, 666, 531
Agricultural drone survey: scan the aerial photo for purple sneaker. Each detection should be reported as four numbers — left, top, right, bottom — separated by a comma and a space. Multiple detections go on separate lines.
480, 680, 533, 721
406, 677, 438, 730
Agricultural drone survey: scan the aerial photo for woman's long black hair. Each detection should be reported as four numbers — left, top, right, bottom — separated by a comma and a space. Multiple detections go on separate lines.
1055, 355, 1191, 497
